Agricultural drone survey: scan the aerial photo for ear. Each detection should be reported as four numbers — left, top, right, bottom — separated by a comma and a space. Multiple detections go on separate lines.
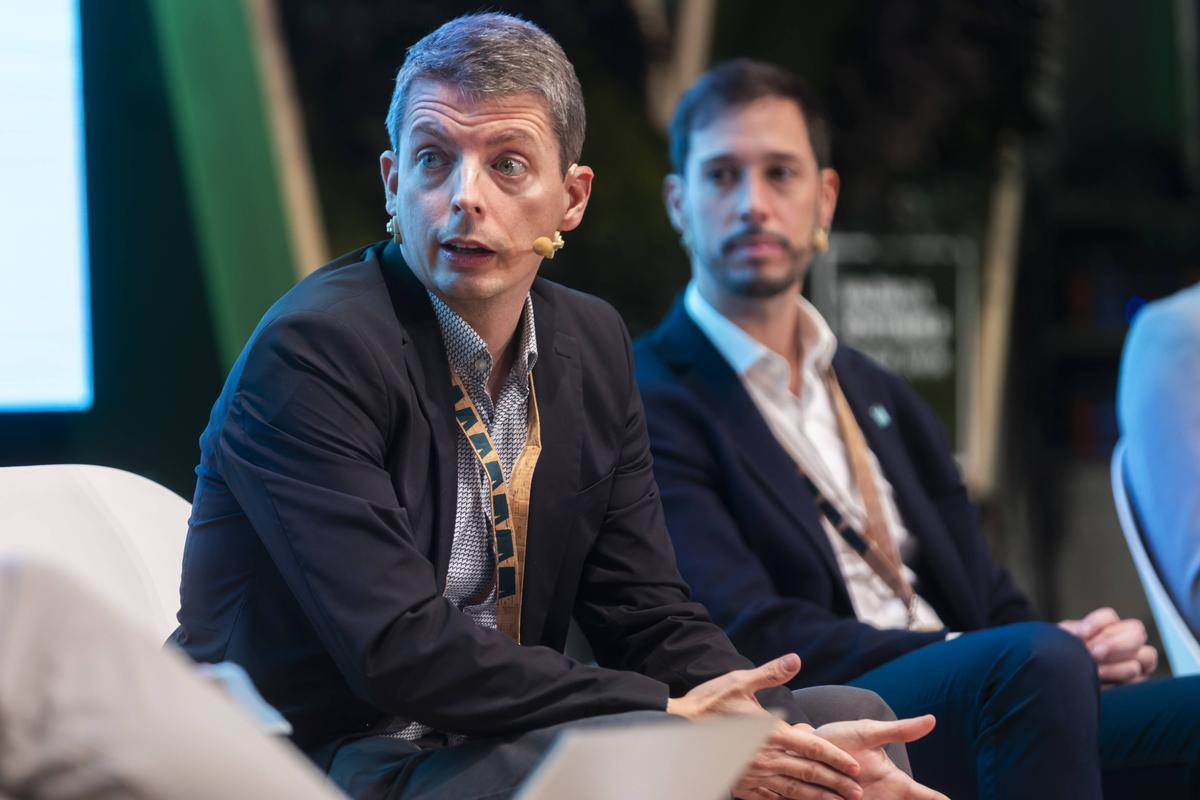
818, 167, 840, 228
380, 150, 400, 216
558, 163, 594, 232
662, 173, 687, 235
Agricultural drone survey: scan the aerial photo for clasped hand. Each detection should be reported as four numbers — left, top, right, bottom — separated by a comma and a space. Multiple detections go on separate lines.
1060, 607, 1158, 685
666, 653, 947, 800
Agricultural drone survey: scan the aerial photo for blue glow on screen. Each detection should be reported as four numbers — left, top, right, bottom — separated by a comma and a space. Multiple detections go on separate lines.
0, 0, 92, 411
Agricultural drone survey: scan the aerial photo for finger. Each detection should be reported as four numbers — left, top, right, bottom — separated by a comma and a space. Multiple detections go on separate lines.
735, 653, 803, 694
748, 772, 852, 800
1058, 618, 1085, 637
1098, 659, 1142, 684
1126, 646, 1158, 684
734, 786, 785, 800
1080, 607, 1120, 640
1136, 644, 1158, 676
769, 725, 860, 775
1090, 619, 1146, 662
835, 715, 938, 750
749, 750, 863, 799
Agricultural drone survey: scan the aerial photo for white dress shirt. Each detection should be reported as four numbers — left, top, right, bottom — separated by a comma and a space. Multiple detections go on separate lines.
684, 283, 945, 632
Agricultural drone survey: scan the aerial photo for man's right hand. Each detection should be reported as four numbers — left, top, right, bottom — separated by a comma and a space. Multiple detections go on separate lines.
668, 654, 861, 798
666, 652, 808, 720
666, 653, 943, 800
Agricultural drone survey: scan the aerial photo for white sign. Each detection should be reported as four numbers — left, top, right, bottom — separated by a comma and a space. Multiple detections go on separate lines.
0, 0, 92, 411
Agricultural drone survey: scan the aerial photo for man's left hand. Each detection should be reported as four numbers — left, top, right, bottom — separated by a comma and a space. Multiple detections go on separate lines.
814, 716, 948, 800
1059, 607, 1158, 685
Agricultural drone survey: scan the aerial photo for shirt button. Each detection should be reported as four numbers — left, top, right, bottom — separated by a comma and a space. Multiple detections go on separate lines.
474, 356, 489, 373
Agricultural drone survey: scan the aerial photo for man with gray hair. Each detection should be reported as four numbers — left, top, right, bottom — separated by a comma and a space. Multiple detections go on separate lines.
171, 13, 943, 799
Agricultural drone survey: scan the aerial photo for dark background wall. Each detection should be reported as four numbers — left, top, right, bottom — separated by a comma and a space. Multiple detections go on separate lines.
2, 1, 1197, 625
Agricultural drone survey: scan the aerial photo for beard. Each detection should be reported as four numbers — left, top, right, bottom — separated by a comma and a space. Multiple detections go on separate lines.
722, 267, 804, 298
711, 226, 811, 299
712, 250, 810, 299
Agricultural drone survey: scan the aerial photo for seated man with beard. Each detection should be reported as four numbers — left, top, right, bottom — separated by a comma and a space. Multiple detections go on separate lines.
636, 58, 1200, 799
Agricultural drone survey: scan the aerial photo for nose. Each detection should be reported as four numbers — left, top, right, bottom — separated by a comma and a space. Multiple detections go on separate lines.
450, 162, 484, 217
736, 171, 769, 226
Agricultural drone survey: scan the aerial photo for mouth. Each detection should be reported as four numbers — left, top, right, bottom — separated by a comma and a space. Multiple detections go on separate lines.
720, 239, 787, 261
724, 236, 787, 257
441, 240, 495, 256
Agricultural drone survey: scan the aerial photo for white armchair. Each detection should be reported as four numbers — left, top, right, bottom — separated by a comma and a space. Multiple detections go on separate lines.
0, 464, 190, 641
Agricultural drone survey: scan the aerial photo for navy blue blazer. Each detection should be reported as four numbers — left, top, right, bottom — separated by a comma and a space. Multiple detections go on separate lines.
634, 299, 1035, 687
170, 246, 777, 765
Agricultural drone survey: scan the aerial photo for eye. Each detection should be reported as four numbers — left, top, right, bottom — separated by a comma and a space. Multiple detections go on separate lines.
494, 156, 527, 177
704, 165, 738, 186
766, 164, 797, 182
416, 149, 446, 170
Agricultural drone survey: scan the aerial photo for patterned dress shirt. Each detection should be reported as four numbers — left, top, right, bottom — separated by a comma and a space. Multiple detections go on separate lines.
390, 291, 538, 742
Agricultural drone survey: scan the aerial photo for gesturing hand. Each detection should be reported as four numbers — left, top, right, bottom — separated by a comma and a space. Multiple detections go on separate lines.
733, 721, 865, 800
668, 654, 863, 799
666, 652, 807, 720
1060, 607, 1158, 685
668, 654, 944, 800
815, 716, 948, 800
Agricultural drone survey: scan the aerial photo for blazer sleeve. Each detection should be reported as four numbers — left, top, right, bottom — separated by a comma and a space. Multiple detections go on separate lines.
886, 372, 1036, 627
1118, 292, 1200, 634
641, 378, 947, 687
213, 310, 669, 737
572, 319, 804, 718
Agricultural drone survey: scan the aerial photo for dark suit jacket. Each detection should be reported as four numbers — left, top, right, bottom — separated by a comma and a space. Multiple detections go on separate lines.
634, 299, 1036, 687
171, 245, 778, 765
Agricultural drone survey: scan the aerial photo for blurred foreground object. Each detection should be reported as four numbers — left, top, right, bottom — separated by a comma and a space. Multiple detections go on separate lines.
1117, 282, 1200, 649
1111, 440, 1200, 676
0, 464, 188, 639
0, 558, 345, 799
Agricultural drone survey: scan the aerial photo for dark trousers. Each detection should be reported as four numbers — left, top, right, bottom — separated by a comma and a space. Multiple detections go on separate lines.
328, 685, 905, 800
850, 621, 1200, 799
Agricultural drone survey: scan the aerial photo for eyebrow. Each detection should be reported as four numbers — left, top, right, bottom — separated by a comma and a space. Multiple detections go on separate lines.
483, 129, 539, 150
408, 120, 450, 144
406, 121, 539, 151
697, 151, 805, 167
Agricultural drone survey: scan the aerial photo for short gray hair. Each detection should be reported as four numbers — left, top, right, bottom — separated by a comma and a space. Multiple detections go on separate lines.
385, 13, 586, 172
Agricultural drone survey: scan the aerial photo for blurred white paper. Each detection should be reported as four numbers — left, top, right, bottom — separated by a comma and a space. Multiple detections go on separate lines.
515, 712, 776, 800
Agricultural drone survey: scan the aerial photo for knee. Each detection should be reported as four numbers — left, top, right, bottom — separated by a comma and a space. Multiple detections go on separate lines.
792, 685, 897, 726
792, 686, 912, 777
994, 622, 1098, 695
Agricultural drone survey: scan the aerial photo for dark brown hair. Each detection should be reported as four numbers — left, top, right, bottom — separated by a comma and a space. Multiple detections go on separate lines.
668, 58, 832, 173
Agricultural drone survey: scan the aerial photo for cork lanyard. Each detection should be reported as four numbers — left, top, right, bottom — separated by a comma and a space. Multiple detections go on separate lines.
449, 369, 542, 643
811, 370, 921, 629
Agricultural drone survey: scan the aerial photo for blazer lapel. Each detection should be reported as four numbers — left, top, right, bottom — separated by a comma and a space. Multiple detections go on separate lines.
658, 301, 845, 588
376, 243, 459, 586
831, 349, 982, 629
519, 282, 582, 643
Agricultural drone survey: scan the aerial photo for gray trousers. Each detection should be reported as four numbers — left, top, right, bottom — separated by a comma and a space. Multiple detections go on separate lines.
329, 683, 908, 799
0, 559, 905, 800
